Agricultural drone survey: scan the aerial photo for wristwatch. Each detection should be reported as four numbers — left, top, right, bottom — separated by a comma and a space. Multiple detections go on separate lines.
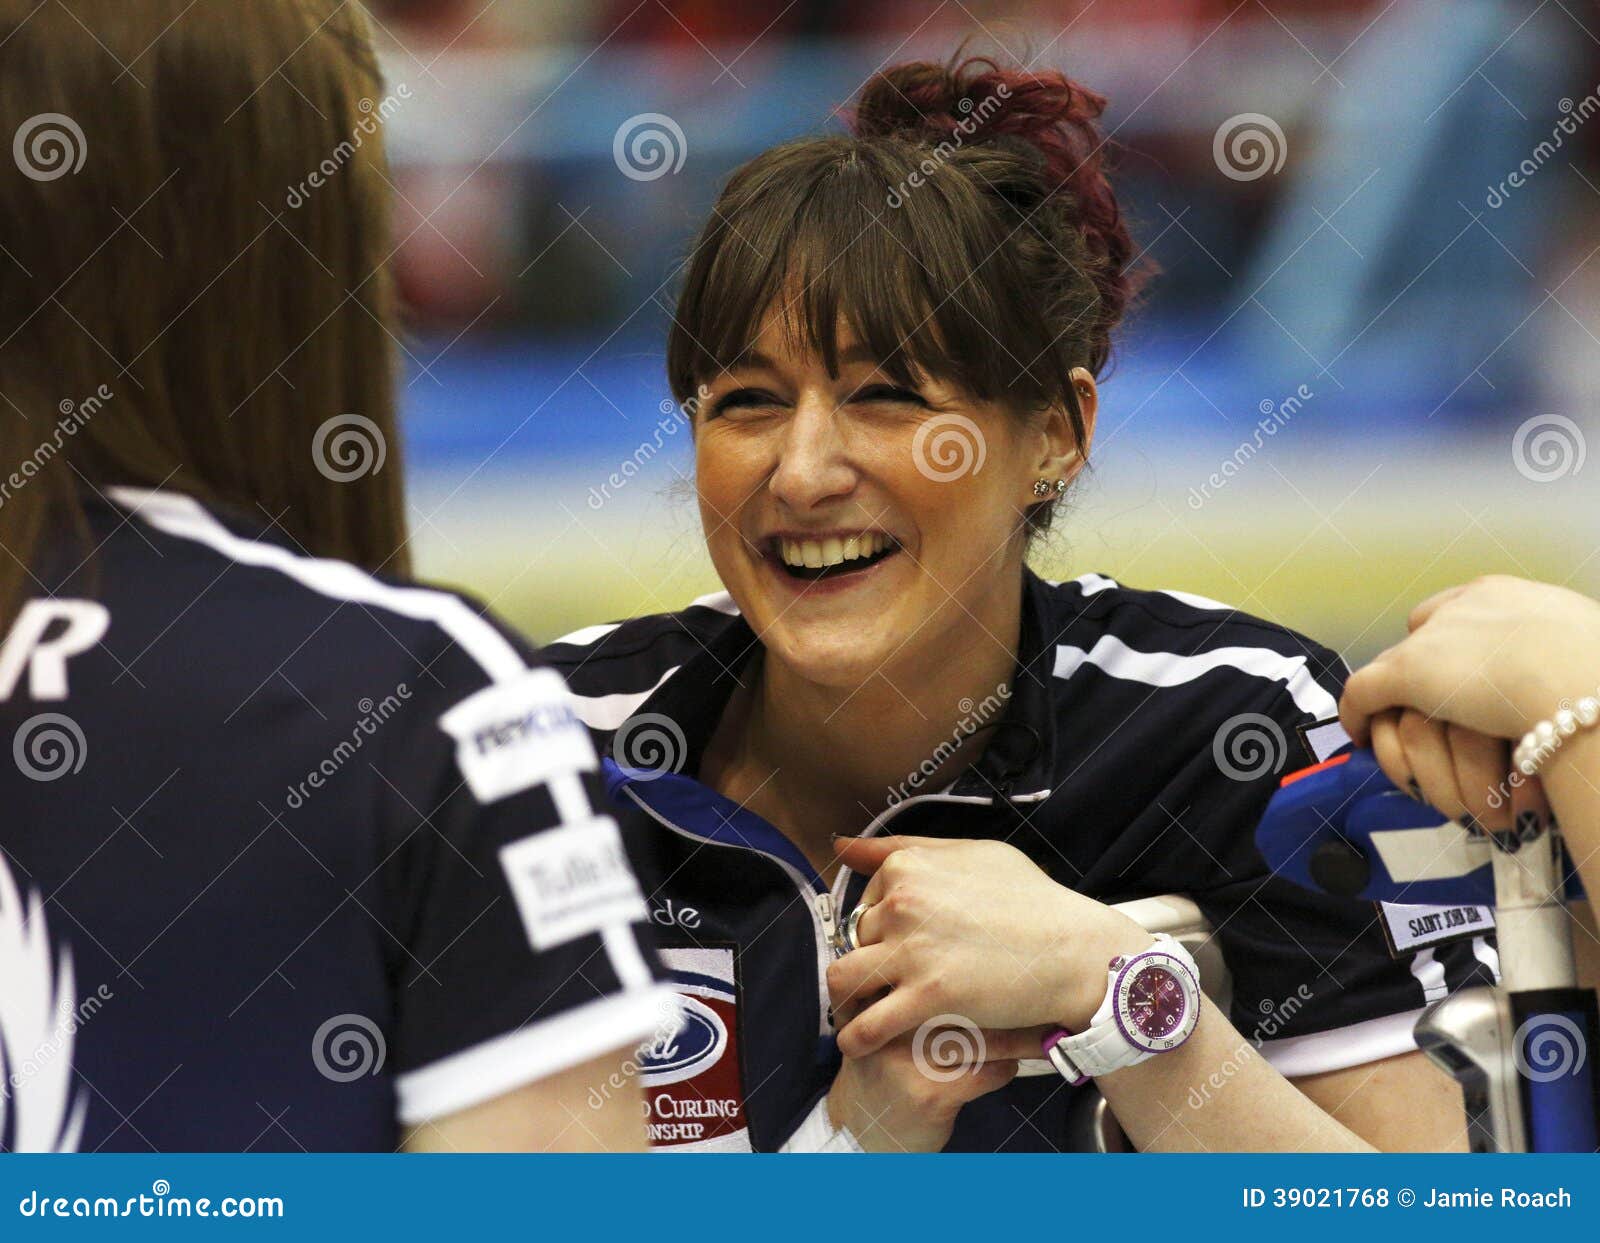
1042, 933, 1201, 1084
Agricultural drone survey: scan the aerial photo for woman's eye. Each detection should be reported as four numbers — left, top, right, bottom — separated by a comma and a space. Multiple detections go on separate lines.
849, 384, 926, 406
708, 388, 781, 418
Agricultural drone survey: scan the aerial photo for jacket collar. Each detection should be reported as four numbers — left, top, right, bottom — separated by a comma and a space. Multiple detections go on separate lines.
625, 570, 1059, 804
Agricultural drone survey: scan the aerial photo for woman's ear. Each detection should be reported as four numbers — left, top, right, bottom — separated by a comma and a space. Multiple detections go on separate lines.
1035, 368, 1097, 486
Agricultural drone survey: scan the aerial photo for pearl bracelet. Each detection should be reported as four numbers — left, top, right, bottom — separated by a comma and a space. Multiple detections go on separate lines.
1514, 695, 1600, 777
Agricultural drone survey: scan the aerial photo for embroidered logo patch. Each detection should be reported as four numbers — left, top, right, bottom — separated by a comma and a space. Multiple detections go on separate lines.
643, 946, 750, 1152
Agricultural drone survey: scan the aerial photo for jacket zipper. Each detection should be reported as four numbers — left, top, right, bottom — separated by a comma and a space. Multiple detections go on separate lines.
621, 785, 837, 1036
816, 892, 839, 957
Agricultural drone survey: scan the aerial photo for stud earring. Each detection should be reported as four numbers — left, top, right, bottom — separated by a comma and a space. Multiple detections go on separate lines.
1032, 478, 1069, 499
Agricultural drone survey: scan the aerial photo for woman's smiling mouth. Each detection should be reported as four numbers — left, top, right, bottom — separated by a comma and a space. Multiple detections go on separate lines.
763, 531, 903, 585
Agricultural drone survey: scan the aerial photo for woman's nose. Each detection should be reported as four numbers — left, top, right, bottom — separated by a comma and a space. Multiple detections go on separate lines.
769, 393, 856, 510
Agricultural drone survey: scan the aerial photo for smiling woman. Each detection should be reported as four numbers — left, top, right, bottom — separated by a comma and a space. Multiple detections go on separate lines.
544, 54, 1492, 1154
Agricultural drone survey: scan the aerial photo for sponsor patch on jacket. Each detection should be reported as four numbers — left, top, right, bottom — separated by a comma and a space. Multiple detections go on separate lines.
643, 946, 750, 1152
439, 668, 597, 804
499, 816, 646, 950
1377, 900, 1496, 956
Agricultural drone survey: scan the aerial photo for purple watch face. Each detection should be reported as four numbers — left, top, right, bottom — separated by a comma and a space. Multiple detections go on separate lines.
1125, 964, 1187, 1040
1112, 950, 1198, 1053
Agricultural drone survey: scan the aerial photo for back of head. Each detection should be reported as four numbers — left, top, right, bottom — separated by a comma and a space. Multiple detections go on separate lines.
668, 54, 1153, 529
0, 0, 406, 621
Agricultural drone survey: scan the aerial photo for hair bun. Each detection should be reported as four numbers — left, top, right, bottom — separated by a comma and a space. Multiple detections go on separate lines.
850, 55, 1146, 351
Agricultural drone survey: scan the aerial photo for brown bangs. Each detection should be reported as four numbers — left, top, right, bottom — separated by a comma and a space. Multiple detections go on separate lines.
667, 135, 1083, 432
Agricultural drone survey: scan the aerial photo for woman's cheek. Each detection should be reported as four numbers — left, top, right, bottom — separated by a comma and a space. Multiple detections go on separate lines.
917, 475, 1012, 576
696, 437, 758, 528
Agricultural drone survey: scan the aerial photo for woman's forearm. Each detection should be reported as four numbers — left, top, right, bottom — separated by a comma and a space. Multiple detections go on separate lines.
1094, 998, 1373, 1152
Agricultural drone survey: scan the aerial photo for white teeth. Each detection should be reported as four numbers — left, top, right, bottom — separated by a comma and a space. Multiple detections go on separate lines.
777, 533, 895, 569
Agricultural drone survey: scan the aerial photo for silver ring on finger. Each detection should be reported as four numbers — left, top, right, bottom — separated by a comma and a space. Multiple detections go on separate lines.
844, 901, 872, 953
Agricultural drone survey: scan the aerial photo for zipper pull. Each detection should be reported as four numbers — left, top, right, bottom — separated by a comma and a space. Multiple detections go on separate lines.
816, 891, 841, 958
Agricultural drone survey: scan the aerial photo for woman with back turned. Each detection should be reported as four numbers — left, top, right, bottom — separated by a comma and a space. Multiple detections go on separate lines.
0, 0, 667, 1152
546, 55, 1491, 1152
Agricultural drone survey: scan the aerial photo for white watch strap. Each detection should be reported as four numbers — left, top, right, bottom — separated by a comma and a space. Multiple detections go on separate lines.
1056, 1009, 1153, 1079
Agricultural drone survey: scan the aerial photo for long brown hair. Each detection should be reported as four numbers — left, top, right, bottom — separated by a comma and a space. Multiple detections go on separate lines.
0, 0, 408, 621
668, 55, 1152, 532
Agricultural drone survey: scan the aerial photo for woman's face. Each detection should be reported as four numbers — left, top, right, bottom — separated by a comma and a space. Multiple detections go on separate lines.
694, 310, 1093, 689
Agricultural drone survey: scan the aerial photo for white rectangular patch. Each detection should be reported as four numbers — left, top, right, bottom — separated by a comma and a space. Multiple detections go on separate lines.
499, 816, 647, 950
439, 668, 597, 804
1300, 717, 1351, 764
1379, 900, 1495, 954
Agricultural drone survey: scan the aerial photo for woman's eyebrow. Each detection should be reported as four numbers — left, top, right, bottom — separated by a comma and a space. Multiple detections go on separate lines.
724, 348, 778, 372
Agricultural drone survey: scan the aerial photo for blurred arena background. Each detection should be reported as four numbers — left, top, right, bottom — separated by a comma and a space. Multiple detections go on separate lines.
365, 0, 1600, 661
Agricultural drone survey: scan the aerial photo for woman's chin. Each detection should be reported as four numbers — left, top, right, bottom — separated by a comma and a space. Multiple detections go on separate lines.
760, 620, 901, 689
